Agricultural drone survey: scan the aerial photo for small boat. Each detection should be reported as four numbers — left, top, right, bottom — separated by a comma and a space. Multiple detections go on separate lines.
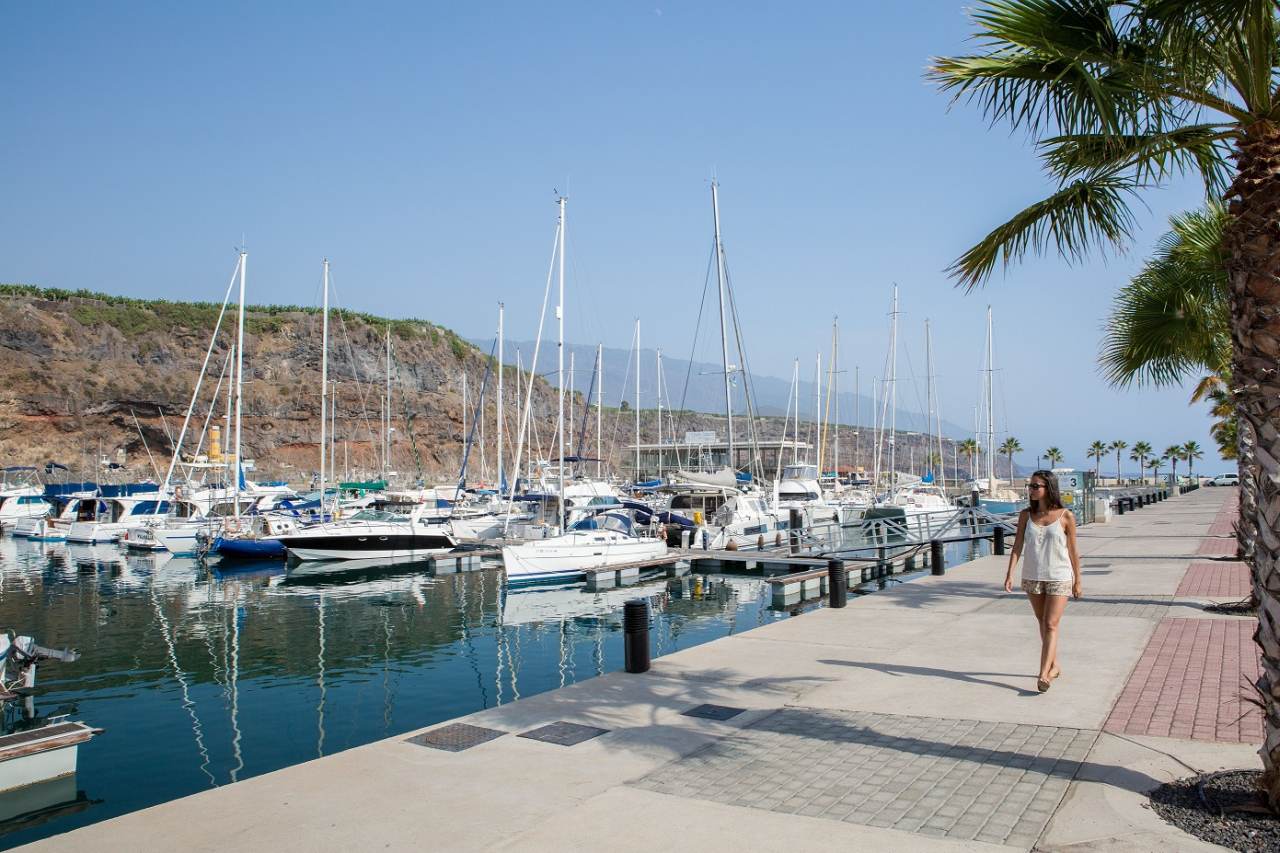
210, 514, 299, 560
64, 483, 163, 544
0, 632, 98, 800
501, 509, 667, 585
0, 468, 50, 529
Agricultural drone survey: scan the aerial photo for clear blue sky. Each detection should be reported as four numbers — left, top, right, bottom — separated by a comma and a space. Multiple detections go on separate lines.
1, 2, 1224, 473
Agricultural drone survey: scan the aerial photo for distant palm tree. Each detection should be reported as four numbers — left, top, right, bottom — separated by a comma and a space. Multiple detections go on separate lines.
1087, 440, 1109, 476
1044, 447, 1064, 470
957, 439, 979, 478
1109, 440, 1128, 482
1131, 441, 1153, 483
999, 437, 1022, 482
1149, 455, 1166, 482
1183, 440, 1204, 479
1164, 445, 1186, 484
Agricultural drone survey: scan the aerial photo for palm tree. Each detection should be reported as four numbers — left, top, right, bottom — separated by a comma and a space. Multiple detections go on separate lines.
957, 438, 979, 478
1087, 440, 1109, 476
1044, 447, 1064, 469
999, 437, 1022, 482
1149, 454, 1166, 483
1109, 440, 1128, 482
1183, 440, 1204, 479
1164, 445, 1186, 484
930, 2, 1280, 798
1130, 441, 1153, 483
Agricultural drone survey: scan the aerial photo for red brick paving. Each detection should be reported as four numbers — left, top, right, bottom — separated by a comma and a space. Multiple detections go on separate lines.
1104, 618, 1262, 743
1176, 561, 1252, 598
1197, 536, 1239, 557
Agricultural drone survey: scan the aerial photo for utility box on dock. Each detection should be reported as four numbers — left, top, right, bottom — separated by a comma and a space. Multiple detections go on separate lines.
1053, 469, 1096, 524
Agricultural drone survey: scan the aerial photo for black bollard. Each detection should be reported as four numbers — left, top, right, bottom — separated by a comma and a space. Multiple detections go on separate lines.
931, 539, 945, 575
1137, 494, 1144, 508
623, 599, 650, 674
993, 525, 1006, 556
789, 508, 802, 555
828, 559, 847, 609
1116, 500, 1125, 516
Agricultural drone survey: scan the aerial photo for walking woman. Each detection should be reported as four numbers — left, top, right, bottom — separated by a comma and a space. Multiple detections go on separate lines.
1003, 470, 1083, 692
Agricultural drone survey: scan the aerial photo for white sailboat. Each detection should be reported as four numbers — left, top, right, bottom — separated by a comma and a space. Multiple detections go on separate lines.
501, 196, 667, 582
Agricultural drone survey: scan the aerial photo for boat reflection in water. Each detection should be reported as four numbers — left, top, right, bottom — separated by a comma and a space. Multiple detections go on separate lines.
0, 532, 813, 847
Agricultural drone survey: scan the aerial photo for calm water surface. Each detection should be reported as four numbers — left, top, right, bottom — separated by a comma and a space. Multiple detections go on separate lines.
0, 535, 826, 848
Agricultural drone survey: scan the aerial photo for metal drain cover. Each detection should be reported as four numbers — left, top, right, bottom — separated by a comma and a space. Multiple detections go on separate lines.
682, 703, 746, 721
518, 721, 609, 746
406, 723, 505, 752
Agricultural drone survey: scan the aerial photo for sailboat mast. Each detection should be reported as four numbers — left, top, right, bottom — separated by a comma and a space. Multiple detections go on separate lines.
569, 349, 576, 476
925, 318, 934, 482
497, 303, 504, 490
556, 195, 566, 533
710, 181, 734, 470
792, 358, 800, 465
986, 305, 996, 484
385, 325, 391, 478
888, 286, 898, 488
596, 343, 603, 479
634, 318, 640, 482
833, 318, 840, 479
656, 348, 663, 477
232, 251, 246, 521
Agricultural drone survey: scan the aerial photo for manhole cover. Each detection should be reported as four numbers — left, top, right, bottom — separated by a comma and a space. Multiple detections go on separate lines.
406, 723, 505, 752
518, 721, 609, 746
682, 703, 746, 721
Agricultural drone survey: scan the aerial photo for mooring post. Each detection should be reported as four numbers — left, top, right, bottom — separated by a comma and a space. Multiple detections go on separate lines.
828, 558, 847, 609
993, 525, 1006, 556
789, 508, 802, 555
623, 599, 650, 674
930, 539, 945, 575
1117, 500, 1125, 516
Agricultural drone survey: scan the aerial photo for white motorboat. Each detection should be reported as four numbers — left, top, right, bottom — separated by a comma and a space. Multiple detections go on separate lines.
273, 506, 457, 562
501, 510, 667, 584
0, 470, 50, 529
65, 487, 166, 544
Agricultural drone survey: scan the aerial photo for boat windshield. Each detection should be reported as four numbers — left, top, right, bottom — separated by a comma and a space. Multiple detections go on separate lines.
348, 509, 407, 523
570, 512, 633, 535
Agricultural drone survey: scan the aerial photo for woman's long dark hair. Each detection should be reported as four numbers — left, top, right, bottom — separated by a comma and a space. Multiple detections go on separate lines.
1029, 469, 1064, 512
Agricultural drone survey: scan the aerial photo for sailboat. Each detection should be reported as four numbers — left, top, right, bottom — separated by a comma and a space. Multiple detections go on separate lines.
501, 196, 667, 582
976, 307, 1022, 514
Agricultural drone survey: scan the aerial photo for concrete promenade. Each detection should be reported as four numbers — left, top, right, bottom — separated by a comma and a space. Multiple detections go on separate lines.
23, 487, 1260, 852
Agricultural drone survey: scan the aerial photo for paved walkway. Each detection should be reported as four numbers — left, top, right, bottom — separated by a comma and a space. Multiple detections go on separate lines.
23, 488, 1260, 852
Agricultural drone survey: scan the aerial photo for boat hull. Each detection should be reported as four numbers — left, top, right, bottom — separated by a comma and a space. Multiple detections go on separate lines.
501, 537, 667, 584
215, 536, 286, 559
276, 533, 455, 562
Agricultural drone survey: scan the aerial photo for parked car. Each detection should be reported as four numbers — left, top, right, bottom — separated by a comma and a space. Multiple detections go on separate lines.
1207, 473, 1239, 486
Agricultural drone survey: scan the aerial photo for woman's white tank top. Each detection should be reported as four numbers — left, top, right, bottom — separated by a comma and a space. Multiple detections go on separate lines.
1021, 513, 1073, 581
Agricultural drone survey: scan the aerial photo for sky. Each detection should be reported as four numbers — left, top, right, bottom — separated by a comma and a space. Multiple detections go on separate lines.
0, 2, 1226, 474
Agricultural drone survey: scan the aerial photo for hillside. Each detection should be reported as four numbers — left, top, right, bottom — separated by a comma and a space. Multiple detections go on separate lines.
0, 286, 976, 486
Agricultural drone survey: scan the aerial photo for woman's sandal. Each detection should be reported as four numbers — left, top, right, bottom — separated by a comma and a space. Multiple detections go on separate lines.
1050, 667, 1061, 680
1037, 677, 1051, 693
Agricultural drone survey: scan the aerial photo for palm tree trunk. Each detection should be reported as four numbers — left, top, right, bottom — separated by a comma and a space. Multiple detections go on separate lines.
1116, 450, 1122, 483
1221, 125, 1280, 809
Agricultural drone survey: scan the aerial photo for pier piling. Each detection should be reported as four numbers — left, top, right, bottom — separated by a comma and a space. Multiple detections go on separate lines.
623, 599, 650, 674
993, 526, 1006, 556
930, 540, 945, 575
828, 559, 847, 609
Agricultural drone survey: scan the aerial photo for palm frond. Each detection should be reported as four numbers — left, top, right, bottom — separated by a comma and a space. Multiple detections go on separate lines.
949, 172, 1139, 289
1038, 125, 1234, 193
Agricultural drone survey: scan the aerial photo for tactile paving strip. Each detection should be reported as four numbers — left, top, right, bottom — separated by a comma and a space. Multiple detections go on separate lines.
406, 723, 506, 752
518, 721, 610, 746
632, 707, 1094, 848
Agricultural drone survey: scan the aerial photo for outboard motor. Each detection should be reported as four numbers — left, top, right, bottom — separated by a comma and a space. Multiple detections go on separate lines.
0, 630, 79, 699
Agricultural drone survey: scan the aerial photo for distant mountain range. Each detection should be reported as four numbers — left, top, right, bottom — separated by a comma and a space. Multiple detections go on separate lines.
469, 337, 972, 439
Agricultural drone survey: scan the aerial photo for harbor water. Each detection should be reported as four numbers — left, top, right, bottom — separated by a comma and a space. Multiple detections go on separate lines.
0, 533, 990, 848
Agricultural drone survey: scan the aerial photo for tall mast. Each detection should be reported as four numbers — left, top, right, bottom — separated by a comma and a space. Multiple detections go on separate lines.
792, 358, 800, 464
556, 195, 566, 533
812, 351, 821, 464
329, 379, 336, 486
833, 317, 840, 479
820, 320, 835, 477
569, 349, 576, 476
888, 286, 898, 488
595, 343, 602, 478
385, 325, 391, 478
634, 318, 641, 481
986, 305, 996, 485
232, 251, 246, 521
497, 303, 504, 490
656, 348, 664, 478
925, 318, 934, 482
710, 181, 734, 469
854, 365, 859, 474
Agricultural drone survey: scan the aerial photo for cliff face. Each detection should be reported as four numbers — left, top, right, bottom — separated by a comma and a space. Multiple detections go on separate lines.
0, 286, 967, 486
0, 287, 557, 484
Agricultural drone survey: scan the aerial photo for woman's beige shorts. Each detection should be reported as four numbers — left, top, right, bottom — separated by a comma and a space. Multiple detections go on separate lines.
1021, 579, 1072, 596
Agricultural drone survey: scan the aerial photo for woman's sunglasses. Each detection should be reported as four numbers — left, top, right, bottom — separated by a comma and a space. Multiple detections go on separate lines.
1027, 483, 1046, 491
